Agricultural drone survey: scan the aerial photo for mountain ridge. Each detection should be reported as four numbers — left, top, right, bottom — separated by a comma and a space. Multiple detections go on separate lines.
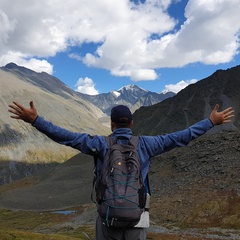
3, 62, 175, 116
132, 65, 240, 135
79, 83, 175, 115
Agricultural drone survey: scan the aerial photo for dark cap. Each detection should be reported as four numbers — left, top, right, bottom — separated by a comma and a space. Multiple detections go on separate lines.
111, 105, 132, 124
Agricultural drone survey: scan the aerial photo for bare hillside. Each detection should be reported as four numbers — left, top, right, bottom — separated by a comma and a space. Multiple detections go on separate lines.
0, 68, 110, 184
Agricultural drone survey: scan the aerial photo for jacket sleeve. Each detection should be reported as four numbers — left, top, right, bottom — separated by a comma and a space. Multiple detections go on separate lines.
33, 116, 106, 155
139, 118, 214, 157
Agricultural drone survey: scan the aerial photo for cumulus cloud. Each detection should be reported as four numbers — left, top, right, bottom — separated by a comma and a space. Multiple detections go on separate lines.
75, 77, 99, 95
0, 0, 239, 80
162, 79, 198, 94
0, 51, 53, 74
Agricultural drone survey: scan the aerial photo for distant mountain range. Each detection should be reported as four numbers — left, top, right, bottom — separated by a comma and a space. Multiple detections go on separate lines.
81, 84, 175, 115
3, 62, 175, 116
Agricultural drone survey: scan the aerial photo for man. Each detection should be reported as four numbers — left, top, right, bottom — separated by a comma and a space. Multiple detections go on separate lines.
8, 101, 234, 240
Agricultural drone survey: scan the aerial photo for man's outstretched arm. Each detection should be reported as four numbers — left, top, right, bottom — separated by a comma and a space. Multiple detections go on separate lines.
8, 101, 234, 126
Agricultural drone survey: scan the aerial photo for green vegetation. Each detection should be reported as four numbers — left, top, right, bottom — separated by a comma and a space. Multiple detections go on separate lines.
0, 207, 239, 240
0, 229, 80, 240
181, 190, 240, 229
0, 208, 94, 240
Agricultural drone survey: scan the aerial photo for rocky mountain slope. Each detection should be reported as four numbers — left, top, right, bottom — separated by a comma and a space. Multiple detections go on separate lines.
132, 65, 240, 135
149, 129, 240, 229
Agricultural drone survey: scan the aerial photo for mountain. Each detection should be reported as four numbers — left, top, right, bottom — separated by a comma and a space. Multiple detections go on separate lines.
0, 62, 174, 185
132, 65, 240, 135
0, 63, 110, 184
0, 64, 240, 232
4, 62, 76, 98
80, 84, 175, 115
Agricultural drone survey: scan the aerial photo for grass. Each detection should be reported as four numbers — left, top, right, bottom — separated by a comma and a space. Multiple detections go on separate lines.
0, 229, 81, 240
180, 190, 240, 229
0, 186, 239, 239
0, 207, 239, 240
0, 177, 40, 194
0, 208, 94, 240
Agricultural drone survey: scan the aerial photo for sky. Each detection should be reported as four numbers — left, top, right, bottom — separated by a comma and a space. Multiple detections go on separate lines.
0, 0, 240, 95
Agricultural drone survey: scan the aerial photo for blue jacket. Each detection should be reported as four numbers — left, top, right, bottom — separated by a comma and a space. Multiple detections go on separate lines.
33, 116, 214, 191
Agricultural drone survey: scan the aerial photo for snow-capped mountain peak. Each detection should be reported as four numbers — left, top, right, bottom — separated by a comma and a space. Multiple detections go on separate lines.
111, 90, 121, 98
118, 84, 147, 93
81, 83, 175, 115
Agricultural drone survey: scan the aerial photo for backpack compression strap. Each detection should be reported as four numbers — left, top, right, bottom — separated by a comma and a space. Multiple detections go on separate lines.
105, 136, 150, 195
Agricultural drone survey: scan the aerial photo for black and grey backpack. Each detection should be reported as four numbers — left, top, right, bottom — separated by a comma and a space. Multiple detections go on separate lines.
92, 136, 146, 228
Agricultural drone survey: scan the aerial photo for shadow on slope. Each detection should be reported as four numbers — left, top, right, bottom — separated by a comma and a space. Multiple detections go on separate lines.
0, 153, 94, 211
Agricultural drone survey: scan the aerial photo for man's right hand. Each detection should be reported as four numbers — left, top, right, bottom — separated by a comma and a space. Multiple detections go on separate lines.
8, 101, 38, 124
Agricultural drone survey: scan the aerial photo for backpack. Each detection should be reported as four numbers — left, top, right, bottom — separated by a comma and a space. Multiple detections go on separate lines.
93, 136, 146, 228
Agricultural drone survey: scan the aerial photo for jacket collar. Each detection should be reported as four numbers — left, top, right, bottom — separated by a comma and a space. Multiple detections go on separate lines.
112, 128, 133, 139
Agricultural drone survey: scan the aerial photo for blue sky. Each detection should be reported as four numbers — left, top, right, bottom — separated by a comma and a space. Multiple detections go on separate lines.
1, 0, 240, 95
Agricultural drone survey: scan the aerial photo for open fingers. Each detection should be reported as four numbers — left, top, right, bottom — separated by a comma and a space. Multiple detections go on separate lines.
222, 107, 234, 123
9, 101, 24, 111
222, 106, 233, 114
223, 107, 234, 117
8, 102, 25, 117
8, 101, 37, 123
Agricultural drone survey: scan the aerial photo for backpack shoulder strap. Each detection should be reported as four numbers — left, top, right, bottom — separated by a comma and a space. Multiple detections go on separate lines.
105, 135, 114, 147
129, 136, 139, 148
130, 136, 151, 195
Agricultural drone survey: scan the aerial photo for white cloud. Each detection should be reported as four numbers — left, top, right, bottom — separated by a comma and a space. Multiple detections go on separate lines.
130, 68, 158, 81
23, 58, 53, 74
68, 53, 82, 61
0, 51, 53, 74
162, 79, 198, 94
75, 77, 99, 95
0, 10, 16, 45
172, 0, 240, 65
0, 0, 239, 81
